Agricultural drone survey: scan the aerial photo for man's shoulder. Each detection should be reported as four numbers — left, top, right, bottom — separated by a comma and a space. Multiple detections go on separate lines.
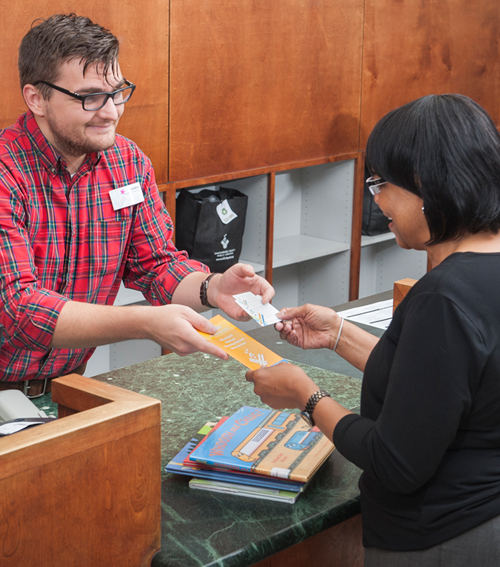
112, 133, 143, 155
0, 115, 27, 149
0, 115, 32, 171
101, 133, 152, 170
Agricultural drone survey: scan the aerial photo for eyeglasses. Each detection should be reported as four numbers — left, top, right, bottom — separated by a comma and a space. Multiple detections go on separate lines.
33, 79, 136, 111
366, 176, 388, 196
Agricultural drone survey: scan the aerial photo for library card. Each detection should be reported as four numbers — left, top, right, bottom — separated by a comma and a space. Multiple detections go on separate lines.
233, 292, 281, 326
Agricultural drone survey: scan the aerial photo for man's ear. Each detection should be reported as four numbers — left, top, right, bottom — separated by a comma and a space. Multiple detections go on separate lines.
23, 84, 46, 117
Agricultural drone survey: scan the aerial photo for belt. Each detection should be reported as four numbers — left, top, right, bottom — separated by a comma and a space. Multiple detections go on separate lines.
0, 378, 51, 399
0, 363, 87, 400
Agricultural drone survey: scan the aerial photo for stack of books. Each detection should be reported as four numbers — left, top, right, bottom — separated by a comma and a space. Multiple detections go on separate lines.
165, 405, 335, 503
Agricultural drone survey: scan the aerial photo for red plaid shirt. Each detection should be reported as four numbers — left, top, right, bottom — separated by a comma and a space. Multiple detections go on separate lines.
0, 111, 208, 382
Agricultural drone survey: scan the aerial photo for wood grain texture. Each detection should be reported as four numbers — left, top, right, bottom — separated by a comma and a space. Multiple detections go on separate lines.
360, 0, 500, 148
265, 173, 276, 283
393, 278, 417, 313
169, 0, 364, 181
349, 153, 365, 300
0, 375, 161, 567
0, 3, 169, 182
253, 513, 364, 567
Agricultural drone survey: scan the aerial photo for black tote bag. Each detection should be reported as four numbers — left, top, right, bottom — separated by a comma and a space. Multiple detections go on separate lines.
175, 187, 248, 272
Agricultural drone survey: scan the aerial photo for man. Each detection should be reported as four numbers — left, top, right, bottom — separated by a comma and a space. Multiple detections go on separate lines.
0, 13, 274, 394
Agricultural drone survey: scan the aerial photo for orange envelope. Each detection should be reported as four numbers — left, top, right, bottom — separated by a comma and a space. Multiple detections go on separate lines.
200, 315, 283, 370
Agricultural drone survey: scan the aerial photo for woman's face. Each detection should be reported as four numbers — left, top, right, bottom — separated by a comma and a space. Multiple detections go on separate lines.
374, 183, 430, 250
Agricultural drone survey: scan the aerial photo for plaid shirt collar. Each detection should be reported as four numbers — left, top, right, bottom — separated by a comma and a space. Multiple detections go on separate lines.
22, 110, 101, 175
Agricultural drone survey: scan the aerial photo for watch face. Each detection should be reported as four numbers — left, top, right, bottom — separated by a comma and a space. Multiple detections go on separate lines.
300, 411, 314, 428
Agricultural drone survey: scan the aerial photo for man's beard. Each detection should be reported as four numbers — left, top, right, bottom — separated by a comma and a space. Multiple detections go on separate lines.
46, 110, 117, 158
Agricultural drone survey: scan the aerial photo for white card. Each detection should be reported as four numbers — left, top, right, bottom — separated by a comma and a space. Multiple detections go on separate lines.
109, 182, 145, 211
216, 199, 238, 225
233, 292, 281, 326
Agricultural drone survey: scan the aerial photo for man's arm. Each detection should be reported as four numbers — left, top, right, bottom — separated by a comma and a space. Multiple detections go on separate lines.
171, 263, 274, 321
50, 300, 229, 359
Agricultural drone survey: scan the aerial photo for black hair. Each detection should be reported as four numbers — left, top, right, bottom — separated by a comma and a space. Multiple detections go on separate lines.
365, 94, 500, 244
19, 13, 120, 99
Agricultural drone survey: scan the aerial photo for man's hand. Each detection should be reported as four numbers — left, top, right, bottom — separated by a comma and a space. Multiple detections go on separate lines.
52, 301, 229, 360
211, 263, 275, 321
147, 305, 229, 359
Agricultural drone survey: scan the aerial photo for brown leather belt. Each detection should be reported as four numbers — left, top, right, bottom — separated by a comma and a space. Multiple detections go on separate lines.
0, 363, 87, 399
0, 378, 52, 399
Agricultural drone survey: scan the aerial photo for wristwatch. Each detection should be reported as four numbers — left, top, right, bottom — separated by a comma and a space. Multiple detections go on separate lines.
200, 273, 217, 309
300, 390, 331, 427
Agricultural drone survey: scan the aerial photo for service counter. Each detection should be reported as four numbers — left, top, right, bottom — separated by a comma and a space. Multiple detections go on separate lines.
33, 292, 389, 566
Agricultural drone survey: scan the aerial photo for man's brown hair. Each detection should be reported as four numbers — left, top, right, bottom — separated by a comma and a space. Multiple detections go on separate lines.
19, 13, 120, 99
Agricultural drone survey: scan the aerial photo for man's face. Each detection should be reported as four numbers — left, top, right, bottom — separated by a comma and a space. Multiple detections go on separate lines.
39, 58, 125, 161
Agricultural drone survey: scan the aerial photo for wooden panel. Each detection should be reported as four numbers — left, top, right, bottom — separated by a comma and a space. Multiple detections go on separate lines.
360, 0, 500, 148
169, 0, 364, 182
393, 278, 417, 313
265, 173, 275, 284
0, 3, 169, 182
254, 513, 363, 567
0, 375, 161, 567
349, 153, 365, 300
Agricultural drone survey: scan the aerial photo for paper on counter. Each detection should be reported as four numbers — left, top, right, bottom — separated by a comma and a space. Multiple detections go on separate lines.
0, 419, 49, 436
233, 292, 281, 326
336, 299, 393, 330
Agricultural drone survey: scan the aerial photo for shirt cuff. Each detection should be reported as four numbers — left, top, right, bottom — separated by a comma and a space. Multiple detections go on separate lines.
10, 291, 69, 351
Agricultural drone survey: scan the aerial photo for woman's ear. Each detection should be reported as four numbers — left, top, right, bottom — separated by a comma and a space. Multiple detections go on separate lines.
22, 84, 46, 117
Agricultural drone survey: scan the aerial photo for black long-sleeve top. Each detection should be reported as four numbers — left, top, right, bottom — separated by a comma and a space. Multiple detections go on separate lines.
334, 252, 500, 550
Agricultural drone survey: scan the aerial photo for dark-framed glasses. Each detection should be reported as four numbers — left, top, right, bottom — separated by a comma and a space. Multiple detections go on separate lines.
33, 79, 136, 111
366, 175, 388, 196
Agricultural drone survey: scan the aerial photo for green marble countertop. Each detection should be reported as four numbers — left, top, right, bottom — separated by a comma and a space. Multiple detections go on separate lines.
95, 351, 362, 567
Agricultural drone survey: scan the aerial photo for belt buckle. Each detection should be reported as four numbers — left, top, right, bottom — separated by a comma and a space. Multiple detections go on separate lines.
24, 378, 48, 399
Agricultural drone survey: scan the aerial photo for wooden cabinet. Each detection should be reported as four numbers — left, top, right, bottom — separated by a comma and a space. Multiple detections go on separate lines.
360, 0, 500, 147
168, 0, 364, 182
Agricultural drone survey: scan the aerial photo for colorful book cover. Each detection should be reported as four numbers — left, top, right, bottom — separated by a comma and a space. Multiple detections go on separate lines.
187, 406, 335, 483
199, 315, 283, 369
165, 420, 304, 492
189, 478, 301, 504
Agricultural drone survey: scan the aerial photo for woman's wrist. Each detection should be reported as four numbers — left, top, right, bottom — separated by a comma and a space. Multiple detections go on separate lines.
329, 314, 345, 351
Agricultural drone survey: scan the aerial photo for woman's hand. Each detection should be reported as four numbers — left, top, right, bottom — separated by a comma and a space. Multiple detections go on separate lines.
245, 362, 318, 410
246, 362, 353, 442
275, 304, 341, 350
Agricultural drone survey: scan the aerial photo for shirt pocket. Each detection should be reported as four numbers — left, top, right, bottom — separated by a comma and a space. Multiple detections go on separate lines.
79, 217, 132, 280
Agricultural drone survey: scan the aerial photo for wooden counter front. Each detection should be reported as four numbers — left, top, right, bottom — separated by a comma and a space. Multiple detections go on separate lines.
0, 374, 161, 567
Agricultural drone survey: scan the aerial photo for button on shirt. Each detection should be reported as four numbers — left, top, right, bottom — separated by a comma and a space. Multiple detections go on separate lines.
0, 111, 208, 382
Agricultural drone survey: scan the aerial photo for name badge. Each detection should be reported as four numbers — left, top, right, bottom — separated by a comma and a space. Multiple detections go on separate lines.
109, 182, 145, 211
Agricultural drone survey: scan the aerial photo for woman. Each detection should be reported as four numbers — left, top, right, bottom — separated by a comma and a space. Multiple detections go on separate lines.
246, 94, 500, 566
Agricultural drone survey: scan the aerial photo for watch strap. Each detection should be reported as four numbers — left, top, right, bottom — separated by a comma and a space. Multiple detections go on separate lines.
303, 389, 331, 426
200, 273, 217, 309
